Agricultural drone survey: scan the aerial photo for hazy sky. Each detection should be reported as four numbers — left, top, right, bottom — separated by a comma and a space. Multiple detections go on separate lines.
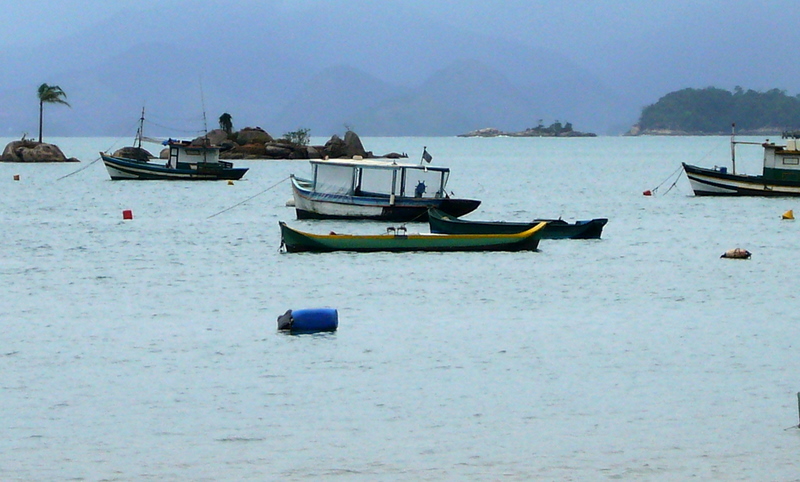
6, 0, 796, 89
4, 0, 790, 60
3, 0, 798, 135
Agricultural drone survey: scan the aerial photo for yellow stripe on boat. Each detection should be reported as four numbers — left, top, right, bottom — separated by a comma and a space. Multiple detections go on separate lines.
303, 221, 547, 241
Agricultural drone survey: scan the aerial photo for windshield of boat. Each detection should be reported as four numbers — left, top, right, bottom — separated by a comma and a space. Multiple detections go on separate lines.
314, 164, 354, 194
313, 162, 448, 198
359, 167, 395, 196
403, 168, 446, 198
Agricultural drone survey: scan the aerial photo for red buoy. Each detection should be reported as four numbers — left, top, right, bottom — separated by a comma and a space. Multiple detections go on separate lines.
643, 190, 652, 196
122, 209, 133, 220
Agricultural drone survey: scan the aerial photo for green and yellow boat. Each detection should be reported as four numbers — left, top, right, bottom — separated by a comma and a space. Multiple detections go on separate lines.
279, 221, 546, 253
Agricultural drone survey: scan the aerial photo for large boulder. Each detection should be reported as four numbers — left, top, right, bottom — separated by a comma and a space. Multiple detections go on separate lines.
1, 140, 78, 162
112, 146, 153, 161
323, 134, 347, 158
264, 144, 294, 159
343, 130, 367, 158
306, 146, 322, 159
219, 139, 236, 151
191, 129, 229, 146
322, 131, 368, 159
236, 127, 273, 145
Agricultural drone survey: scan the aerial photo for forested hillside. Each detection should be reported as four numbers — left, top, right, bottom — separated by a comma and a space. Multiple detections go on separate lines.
634, 87, 800, 134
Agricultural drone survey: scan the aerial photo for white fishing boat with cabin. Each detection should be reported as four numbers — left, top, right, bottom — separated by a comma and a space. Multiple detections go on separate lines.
289, 150, 480, 221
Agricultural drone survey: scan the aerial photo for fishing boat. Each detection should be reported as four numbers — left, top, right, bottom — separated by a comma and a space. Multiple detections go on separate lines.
278, 221, 546, 253
100, 109, 248, 181
101, 141, 248, 181
290, 151, 480, 221
427, 208, 607, 239
682, 125, 800, 196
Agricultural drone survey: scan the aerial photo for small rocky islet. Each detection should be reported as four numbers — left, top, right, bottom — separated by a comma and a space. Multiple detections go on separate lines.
1, 138, 79, 162
458, 122, 596, 138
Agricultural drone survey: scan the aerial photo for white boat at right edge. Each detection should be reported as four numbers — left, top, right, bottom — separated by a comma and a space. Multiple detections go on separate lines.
683, 125, 800, 196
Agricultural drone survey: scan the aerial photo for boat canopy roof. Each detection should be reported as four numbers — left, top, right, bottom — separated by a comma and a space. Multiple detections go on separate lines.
309, 157, 450, 173
308, 157, 452, 198
165, 139, 222, 151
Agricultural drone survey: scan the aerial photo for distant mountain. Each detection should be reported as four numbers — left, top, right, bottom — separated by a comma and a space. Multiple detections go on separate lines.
632, 87, 800, 135
350, 60, 538, 136
0, 2, 634, 137
271, 65, 410, 136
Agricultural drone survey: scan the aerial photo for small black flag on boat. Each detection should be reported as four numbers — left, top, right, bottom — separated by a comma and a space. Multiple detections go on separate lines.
422, 147, 433, 163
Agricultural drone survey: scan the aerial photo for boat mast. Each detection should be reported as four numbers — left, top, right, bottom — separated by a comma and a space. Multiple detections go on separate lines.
135, 106, 145, 149
731, 123, 736, 175
200, 80, 209, 163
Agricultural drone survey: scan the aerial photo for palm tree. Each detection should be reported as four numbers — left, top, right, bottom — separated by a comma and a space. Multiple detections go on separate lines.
219, 112, 233, 135
37, 83, 70, 143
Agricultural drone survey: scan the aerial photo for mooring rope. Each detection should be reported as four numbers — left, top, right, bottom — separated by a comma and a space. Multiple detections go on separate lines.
649, 164, 684, 195
207, 175, 291, 219
56, 156, 102, 180
57, 135, 133, 181
647, 137, 730, 195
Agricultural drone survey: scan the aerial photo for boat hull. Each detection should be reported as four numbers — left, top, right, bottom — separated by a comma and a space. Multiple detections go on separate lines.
101, 154, 248, 181
682, 162, 800, 196
279, 221, 545, 253
291, 176, 480, 221
427, 208, 607, 239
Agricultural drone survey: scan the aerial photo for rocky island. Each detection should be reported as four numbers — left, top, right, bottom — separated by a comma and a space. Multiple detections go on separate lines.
1, 137, 79, 162
154, 127, 407, 161
459, 121, 596, 138
627, 87, 800, 136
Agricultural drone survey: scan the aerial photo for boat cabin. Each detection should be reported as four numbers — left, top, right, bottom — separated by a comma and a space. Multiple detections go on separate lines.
763, 139, 800, 182
308, 158, 452, 199
165, 140, 228, 169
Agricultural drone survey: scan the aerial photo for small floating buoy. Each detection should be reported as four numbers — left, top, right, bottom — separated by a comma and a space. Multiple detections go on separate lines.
643, 190, 652, 196
227, 180, 234, 185
122, 209, 133, 220
782, 209, 794, 220
720, 248, 751, 259
278, 308, 338, 334
13, 174, 20, 181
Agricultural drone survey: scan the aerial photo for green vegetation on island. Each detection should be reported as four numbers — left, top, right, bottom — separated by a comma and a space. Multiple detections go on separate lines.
631, 87, 800, 135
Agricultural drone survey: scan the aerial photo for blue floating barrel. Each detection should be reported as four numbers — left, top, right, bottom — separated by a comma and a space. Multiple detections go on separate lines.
277, 308, 338, 334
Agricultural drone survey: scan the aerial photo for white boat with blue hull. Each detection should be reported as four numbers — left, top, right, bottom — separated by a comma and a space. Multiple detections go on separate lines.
101, 140, 248, 181
290, 156, 480, 221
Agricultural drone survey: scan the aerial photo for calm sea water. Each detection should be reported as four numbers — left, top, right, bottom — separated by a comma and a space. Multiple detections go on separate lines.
2, 135, 800, 480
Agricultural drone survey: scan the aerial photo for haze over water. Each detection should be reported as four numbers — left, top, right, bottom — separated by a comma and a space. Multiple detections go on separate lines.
2, 135, 800, 480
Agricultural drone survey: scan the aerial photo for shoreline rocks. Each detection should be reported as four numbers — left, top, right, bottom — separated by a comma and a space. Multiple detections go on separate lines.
626, 124, 786, 136
184, 128, 407, 160
112, 146, 154, 162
